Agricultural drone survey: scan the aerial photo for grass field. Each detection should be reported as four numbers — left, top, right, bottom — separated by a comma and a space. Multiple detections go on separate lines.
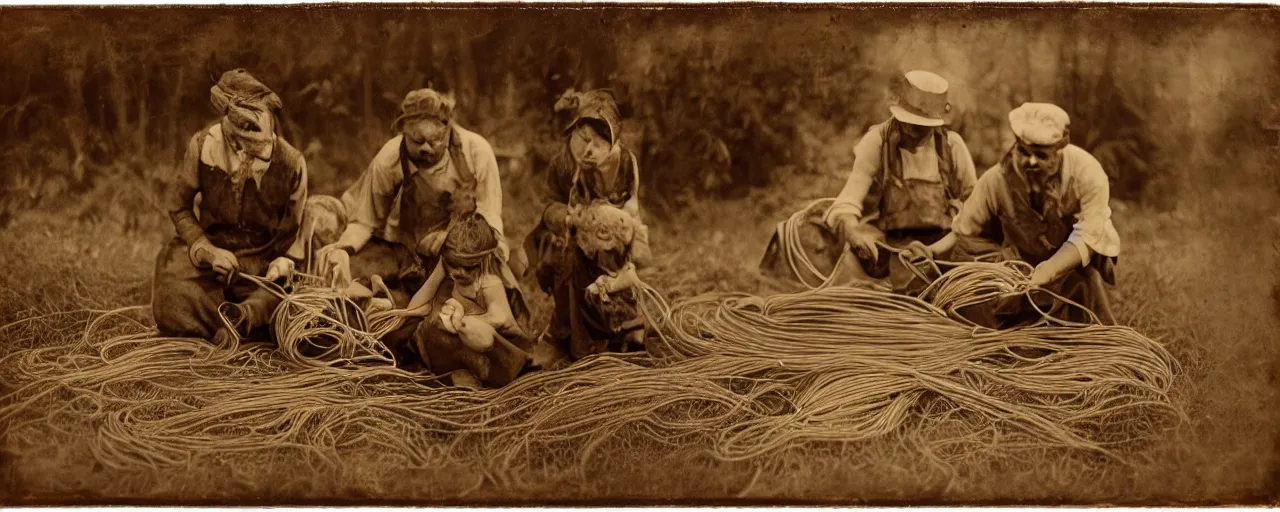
0, 149, 1277, 505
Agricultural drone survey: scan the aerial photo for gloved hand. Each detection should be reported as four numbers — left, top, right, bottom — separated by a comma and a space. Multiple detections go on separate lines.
902, 241, 933, 263
416, 230, 449, 258
840, 222, 882, 262
316, 245, 352, 289
264, 257, 295, 282
189, 237, 239, 277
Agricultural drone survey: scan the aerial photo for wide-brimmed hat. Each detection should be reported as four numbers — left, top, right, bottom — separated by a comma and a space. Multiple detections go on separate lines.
392, 88, 456, 132
558, 89, 622, 144
887, 70, 951, 127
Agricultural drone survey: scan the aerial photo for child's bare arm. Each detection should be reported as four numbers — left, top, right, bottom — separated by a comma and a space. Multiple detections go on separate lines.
404, 260, 446, 315
476, 275, 519, 332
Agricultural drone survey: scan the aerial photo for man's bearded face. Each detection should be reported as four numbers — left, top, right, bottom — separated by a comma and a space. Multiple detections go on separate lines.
1014, 141, 1063, 177
404, 118, 450, 168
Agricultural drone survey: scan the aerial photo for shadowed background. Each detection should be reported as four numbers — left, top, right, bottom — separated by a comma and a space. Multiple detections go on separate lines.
0, 4, 1277, 505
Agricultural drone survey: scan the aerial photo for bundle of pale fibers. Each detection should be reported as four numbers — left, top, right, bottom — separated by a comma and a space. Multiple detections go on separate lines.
225, 273, 407, 369
0, 261, 1184, 495
635, 264, 1184, 462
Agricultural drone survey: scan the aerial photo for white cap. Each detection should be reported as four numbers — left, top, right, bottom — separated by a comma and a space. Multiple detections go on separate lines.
1009, 102, 1070, 146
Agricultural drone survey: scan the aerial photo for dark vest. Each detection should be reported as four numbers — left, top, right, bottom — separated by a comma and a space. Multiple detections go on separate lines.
396, 127, 478, 250
861, 121, 965, 233
195, 127, 303, 258
992, 153, 1078, 266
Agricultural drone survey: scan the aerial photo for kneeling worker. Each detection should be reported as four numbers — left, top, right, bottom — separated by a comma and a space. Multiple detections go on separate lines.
907, 102, 1121, 327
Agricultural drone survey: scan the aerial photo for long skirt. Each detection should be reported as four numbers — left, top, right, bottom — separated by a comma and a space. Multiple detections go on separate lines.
412, 282, 535, 388
536, 241, 645, 361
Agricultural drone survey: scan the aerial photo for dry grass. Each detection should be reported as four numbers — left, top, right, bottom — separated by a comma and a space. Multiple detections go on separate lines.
0, 162, 1276, 505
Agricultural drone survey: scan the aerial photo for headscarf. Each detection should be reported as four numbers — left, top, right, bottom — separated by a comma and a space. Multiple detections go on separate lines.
557, 88, 622, 145
209, 69, 283, 174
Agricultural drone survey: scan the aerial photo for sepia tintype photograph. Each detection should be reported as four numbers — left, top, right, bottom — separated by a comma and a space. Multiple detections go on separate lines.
0, 1, 1277, 507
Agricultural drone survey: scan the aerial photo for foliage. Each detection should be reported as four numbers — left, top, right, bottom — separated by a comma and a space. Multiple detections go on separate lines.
616, 21, 875, 213
0, 7, 1275, 231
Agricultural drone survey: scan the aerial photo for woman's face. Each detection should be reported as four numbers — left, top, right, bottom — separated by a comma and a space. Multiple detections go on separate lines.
568, 123, 613, 169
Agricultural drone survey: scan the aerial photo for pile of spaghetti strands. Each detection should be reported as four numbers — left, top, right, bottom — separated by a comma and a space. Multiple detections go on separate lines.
0, 261, 1185, 495
239, 273, 407, 369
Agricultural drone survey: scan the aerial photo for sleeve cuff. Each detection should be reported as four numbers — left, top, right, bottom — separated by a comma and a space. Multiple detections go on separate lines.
497, 235, 511, 261
824, 204, 860, 232
174, 214, 206, 246
950, 217, 978, 237
1066, 229, 1093, 268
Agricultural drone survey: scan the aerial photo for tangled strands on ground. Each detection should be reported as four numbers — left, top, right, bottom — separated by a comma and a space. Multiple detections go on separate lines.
230, 273, 407, 369
635, 265, 1187, 465
0, 310, 782, 490
0, 262, 1185, 495
775, 198, 847, 289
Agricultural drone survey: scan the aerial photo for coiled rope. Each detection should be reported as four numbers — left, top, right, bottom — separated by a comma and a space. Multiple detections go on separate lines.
0, 229, 1185, 494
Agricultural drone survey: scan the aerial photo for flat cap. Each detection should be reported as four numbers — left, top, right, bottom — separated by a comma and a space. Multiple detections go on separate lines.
1009, 102, 1070, 146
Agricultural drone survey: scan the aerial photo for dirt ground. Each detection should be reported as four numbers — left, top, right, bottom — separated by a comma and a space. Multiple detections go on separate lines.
0, 162, 1277, 505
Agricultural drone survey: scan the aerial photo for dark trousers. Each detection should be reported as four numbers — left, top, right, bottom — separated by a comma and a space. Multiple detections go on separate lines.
152, 237, 280, 339
948, 235, 1117, 329
346, 238, 433, 363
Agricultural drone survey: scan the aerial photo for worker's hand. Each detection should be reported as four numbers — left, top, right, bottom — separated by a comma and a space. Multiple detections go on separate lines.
841, 223, 881, 262
189, 237, 240, 277
317, 247, 352, 290
439, 298, 465, 333
587, 276, 612, 302
264, 257, 295, 282
902, 241, 933, 263
1030, 261, 1060, 287
415, 230, 449, 258
456, 318, 495, 353
544, 203, 573, 236
367, 297, 394, 315
318, 241, 358, 281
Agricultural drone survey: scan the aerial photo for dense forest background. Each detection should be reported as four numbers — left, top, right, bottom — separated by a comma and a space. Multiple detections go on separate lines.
2, 6, 1277, 229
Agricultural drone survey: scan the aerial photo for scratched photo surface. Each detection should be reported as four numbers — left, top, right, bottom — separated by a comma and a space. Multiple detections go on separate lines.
0, 4, 1277, 506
